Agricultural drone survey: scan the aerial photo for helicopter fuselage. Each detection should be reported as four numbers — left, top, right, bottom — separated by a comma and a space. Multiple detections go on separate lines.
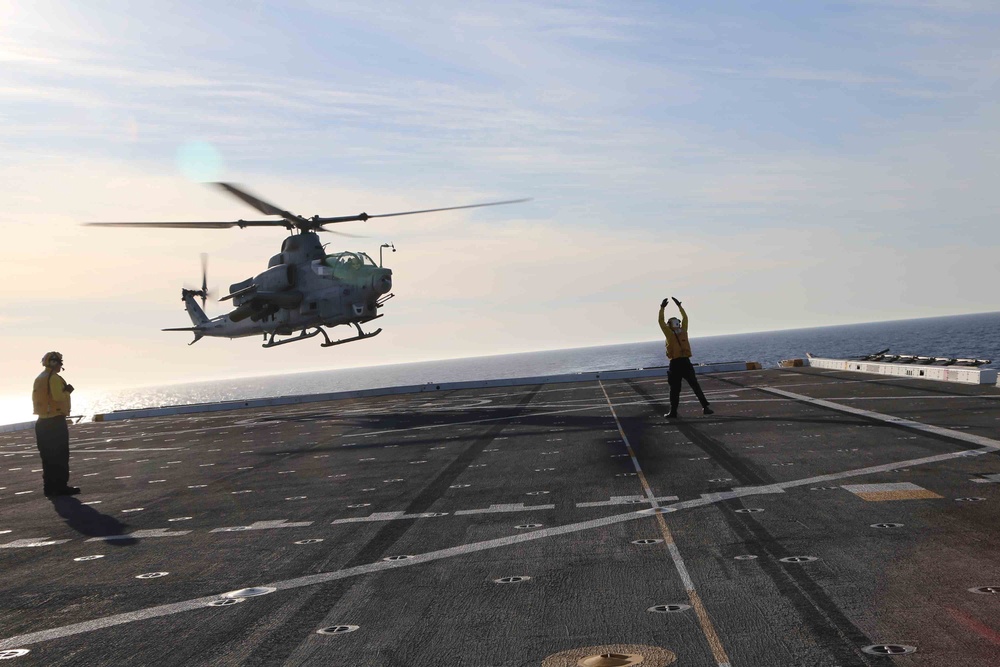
170, 232, 393, 347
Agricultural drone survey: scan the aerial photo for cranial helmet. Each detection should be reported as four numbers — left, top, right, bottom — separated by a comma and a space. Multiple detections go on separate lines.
41, 351, 63, 367
667, 317, 681, 329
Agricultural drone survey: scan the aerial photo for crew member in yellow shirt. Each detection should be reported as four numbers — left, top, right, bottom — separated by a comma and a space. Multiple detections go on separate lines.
658, 297, 713, 418
32, 351, 79, 496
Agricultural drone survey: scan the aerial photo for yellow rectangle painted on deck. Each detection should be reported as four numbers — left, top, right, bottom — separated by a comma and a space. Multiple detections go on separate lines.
854, 490, 943, 501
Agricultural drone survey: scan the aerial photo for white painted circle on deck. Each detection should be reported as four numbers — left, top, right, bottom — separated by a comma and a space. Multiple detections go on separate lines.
316, 625, 359, 635
208, 598, 245, 607
223, 587, 276, 599
0, 649, 30, 659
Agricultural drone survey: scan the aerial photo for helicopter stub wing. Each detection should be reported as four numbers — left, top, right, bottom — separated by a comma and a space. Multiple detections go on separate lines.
219, 284, 256, 302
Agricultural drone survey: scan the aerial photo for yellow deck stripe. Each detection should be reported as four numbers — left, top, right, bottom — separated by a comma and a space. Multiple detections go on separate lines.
599, 381, 733, 667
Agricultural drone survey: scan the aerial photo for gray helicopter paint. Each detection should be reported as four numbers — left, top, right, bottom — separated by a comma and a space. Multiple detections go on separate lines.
172, 232, 391, 345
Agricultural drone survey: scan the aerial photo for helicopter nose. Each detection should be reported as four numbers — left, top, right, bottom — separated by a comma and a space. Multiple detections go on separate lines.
374, 271, 392, 295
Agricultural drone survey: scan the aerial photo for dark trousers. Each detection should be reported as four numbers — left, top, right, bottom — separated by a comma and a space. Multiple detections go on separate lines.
668, 357, 709, 412
35, 416, 70, 492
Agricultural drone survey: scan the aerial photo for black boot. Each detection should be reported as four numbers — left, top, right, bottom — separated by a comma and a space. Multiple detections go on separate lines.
703, 405, 714, 415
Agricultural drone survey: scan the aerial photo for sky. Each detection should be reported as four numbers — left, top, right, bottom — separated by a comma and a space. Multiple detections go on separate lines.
1, 0, 998, 415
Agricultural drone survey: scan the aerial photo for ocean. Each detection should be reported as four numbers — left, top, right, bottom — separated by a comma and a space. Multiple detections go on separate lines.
5, 311, 998, 425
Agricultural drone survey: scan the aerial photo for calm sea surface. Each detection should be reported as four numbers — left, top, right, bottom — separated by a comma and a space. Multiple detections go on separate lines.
5, 311, 998, 425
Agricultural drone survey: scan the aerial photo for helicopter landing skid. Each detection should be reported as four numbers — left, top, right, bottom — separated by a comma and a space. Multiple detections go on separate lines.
261, 327, 324, 348
319, 322, 382, 348
261, 321, 382, 349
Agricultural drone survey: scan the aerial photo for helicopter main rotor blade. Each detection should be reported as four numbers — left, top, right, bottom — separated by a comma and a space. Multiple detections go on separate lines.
315, 198, 532, 225
317, 226, 368, 238
85, 220, 291, 229
214, 182, 307, 225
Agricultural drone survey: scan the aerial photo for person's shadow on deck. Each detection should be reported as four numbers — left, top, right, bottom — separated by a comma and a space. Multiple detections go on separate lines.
48, 497, 138, 546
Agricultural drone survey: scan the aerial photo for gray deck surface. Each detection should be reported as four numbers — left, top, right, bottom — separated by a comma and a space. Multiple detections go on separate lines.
1, 368, 999, 666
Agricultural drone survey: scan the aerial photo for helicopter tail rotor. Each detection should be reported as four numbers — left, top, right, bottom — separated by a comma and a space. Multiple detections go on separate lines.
200, 252, 209, 308
181, 253, 212, 308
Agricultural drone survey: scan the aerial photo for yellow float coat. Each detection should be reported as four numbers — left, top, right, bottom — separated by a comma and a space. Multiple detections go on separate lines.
32, 371, 71, 418
658, 303, 692, 360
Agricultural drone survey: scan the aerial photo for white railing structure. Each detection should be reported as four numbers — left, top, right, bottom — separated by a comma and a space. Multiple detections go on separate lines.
807, 356, 998, 385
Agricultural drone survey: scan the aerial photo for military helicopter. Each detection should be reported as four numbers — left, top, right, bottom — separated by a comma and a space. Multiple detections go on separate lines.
87, 183, 527, 348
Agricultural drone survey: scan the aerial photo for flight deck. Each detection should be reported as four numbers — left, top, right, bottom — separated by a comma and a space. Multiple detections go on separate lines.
1, 368, 999, 666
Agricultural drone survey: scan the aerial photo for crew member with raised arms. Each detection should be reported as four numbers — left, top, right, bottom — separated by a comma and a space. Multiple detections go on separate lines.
658, 297, 713, 418
32, 351, 80, 496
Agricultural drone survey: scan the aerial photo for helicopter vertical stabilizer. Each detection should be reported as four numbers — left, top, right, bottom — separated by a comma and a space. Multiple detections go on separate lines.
163, 292, 209, 345
173, 253, 211, 343
182, 292, 209, 327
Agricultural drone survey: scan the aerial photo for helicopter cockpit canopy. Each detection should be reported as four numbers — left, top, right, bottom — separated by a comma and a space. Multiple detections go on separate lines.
312, 252, 378, 277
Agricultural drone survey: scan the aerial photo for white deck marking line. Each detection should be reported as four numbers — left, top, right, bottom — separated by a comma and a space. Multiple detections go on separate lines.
818, 395, 1000, 402
210, 520, 313, 533
68, 448, 184, 453
0, 538, 72, 549
599, 380, 733, 667
340, 402, 616, 440
576, 496, 678, 508
760, 387, 1000, 451
333, 511, 457, 523
454, 504, 556, 515
598, 381, 657, 505
86, 529, 191, 542
9, 383, 990, 650
0, 510, 650, 650
0, 443, 183, 454
55, 387, 741, 450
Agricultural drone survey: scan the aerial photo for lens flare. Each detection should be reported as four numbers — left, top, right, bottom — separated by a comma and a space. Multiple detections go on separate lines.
176, 141, 223, 182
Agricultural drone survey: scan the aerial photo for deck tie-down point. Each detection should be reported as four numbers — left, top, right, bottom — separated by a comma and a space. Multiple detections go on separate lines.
542, 644, 676, 667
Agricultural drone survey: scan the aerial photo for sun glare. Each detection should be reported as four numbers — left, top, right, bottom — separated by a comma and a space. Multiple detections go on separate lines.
0, 395, 34, 427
